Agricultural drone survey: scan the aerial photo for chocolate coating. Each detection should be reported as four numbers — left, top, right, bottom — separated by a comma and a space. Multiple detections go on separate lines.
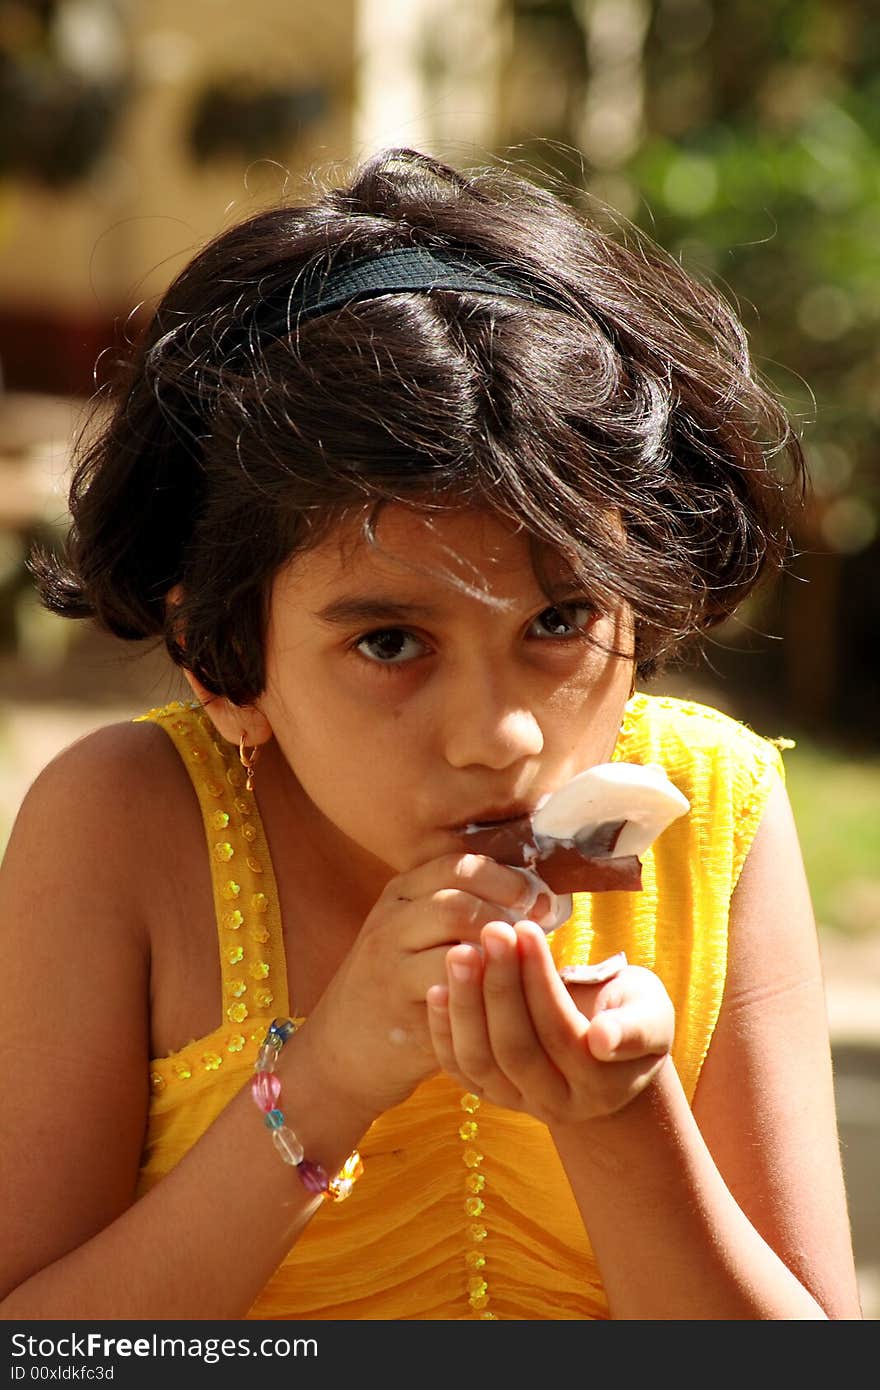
461, 816, 642, 893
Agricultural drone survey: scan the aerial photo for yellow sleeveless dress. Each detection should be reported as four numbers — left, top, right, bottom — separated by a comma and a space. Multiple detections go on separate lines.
134, 692, 785, 1320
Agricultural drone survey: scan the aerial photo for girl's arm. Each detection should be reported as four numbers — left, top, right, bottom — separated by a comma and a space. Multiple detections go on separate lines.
0, 729, 373, 1320
549, 773, 862, 1319
0, 723, 536, 1320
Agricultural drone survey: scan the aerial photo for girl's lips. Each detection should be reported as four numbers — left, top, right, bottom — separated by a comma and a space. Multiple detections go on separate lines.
452, 808, 537, 834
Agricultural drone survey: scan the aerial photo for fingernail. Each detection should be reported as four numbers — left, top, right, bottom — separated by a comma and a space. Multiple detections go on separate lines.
483, 933, 505, 961
448, 958, 472, 981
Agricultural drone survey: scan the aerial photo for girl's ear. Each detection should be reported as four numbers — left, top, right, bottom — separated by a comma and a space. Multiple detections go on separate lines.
166, 587, 273, 748
180, 669, 274, 748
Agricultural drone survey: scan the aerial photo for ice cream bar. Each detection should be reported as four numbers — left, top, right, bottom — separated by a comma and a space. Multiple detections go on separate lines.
461, 761, 690, 896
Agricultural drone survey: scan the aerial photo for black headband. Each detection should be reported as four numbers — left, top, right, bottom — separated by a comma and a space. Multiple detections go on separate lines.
259, 244, 558, 334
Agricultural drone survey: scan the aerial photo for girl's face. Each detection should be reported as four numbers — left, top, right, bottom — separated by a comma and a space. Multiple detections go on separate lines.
257, 505, 634, 890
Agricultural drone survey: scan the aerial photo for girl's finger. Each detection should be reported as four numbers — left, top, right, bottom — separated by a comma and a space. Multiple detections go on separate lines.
587, 993, 675, 1063
426, 983, 466, 1084
516, 919, 593, 1067
481, 922, 570, 1109
442, 941, 499, 1087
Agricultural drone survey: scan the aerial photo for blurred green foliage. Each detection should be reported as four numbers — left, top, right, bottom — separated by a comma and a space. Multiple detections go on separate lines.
784, 733, 880, 935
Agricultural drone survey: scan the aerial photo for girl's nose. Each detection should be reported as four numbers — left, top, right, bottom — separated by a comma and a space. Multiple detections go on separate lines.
441, 668, 545, 770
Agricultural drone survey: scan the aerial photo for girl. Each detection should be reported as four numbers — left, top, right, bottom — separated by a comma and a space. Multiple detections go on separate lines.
0, 148, 861, 1320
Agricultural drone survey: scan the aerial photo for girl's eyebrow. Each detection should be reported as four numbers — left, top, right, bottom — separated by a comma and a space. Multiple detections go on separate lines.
312, 596, 443, 626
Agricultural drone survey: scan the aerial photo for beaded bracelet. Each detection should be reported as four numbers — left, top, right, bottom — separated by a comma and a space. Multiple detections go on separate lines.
251, 1018, 363, 1202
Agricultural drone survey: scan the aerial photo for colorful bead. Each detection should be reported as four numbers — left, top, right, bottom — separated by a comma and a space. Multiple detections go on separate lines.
223, 909, 244, 930
272, 1126, 305, 1166
298, 1159, 330, 1194
250, 1072, 281, 1111
221, 880, 241, 900
213, 841, 234, 863
210, 811, 230, 830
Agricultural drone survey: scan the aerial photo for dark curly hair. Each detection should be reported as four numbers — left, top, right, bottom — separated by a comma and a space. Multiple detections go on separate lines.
32, 147, 805, 704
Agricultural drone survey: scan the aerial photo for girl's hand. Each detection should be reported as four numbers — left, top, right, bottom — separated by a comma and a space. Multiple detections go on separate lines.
426, 918, 675, 1124
299, 855, 544, 1123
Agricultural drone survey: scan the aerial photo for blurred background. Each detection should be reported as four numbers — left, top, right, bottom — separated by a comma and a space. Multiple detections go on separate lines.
0, 0, 877, 1316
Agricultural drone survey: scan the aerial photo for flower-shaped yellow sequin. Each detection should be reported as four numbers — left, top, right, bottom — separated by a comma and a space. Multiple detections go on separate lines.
223, 909, 244, 931
251, 893, 268, 914
254, 987, 274, 1009
227, 1002, 248, 1024
213, 842, 234, 863
459, 1120, 478, 1141
248, 960, 269, 980
221, 881, 241, 900
225, 945, 244, 966
242, 822, 257, 842
150, 1072, 166, 1093
201, 1052, 222, 1071
173, 1062, 192, 1080
210, 811, 230, 831
227, 1033, 246, 1053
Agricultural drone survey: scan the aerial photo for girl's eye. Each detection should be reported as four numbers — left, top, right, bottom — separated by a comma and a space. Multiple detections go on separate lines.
355, 628, 426, 665
531, 602, 596, 639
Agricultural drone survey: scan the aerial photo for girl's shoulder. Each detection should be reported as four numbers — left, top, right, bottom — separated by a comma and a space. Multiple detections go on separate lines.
5, 714, 192, 915
622, 691, 790, 777
16, 713, 185, 823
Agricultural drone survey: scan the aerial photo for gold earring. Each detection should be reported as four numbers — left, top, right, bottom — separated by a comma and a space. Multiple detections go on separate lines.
239, 733, 261, 792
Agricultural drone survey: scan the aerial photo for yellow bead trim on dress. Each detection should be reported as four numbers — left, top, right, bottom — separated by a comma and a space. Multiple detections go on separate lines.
136, 700, 292, 1093
458, 1092, 497, 1319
